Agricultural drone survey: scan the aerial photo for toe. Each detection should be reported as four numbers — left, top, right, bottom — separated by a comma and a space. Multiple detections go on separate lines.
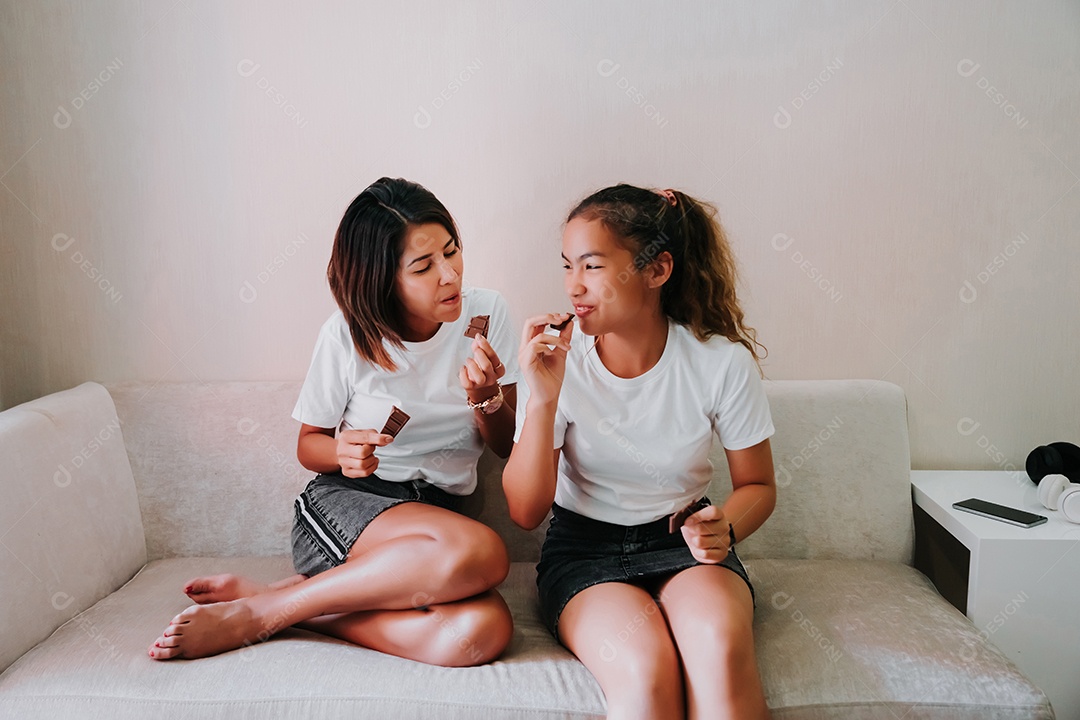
186, 587, 213, 603
149, 644, 183, 660
172, 607, 198, 625
186, 574, 223, 590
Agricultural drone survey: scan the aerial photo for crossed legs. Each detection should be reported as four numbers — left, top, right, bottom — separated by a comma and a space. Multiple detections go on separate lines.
149, 502, 513, 666
557, 565, 769, 720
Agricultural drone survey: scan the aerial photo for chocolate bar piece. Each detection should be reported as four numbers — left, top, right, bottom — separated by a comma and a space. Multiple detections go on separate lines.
380, 406, 410, 438
549, 313, 575, 331
668, 498, 708, 534
464, 315, 490, 339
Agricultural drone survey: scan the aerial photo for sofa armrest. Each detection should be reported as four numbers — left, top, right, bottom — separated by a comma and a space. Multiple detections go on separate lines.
0, 382, 146, 673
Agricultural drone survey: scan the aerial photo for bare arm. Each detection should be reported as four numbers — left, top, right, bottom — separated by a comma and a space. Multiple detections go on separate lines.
501, 312, 574, 530
720, 438, 776, 543
461, 334, 517, 458
472, 383, 517, 459
503, 402, 561, 529
297, 424, 339, 474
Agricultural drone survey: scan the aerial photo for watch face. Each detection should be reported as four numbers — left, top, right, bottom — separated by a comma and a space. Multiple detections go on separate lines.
481, 397, 503, 414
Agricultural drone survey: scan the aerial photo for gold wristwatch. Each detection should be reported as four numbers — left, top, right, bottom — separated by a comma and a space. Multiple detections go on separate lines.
467, 385, 504, 415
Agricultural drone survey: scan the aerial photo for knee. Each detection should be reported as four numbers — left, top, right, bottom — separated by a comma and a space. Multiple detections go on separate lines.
607, 639, 683, 705
425, 594, 514, 667
700, 617, 757, 678
475, 526, 510, 586
445, 524, 510, 589
457, 595, 514, 665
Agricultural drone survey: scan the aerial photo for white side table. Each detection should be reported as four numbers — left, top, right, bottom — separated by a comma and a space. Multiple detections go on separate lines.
912, 470, 1080, 720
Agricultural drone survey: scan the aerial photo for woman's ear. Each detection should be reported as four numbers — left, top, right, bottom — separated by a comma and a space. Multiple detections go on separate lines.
644, 251, 674, 289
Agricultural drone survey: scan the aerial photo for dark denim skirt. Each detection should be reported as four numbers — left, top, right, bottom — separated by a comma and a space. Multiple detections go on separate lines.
291, 472, 465, 577
536, 499, 755, 639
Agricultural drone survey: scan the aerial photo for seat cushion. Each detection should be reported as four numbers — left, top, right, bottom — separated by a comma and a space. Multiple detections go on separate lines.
750, 559, 1053, 719
0, 558, 606, 719
0, 559, 1052, 719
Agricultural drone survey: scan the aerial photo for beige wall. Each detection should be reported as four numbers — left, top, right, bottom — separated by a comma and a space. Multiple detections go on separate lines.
1, 1, 1077, 471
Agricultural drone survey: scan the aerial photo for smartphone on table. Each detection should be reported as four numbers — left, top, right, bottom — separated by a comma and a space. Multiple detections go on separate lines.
952, 498, 1048, 528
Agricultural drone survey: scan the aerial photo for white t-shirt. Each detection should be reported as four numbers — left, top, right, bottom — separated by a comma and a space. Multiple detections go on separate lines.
293, 286, 519, 495
515, 320, 774, 525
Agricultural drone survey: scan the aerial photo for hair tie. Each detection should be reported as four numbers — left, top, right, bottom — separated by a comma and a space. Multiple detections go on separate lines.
658, 189, 677, 207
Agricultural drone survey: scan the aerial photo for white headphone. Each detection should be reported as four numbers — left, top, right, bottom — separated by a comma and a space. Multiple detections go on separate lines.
1036, 473, 1080, 524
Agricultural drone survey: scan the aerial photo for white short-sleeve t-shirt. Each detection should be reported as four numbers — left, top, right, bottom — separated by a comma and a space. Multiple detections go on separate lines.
515, 320, 774, 525
293, 286, 519, 495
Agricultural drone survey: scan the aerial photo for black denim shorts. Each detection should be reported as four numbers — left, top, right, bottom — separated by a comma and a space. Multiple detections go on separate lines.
536, 499, 755, 639
291, 472, 466, 577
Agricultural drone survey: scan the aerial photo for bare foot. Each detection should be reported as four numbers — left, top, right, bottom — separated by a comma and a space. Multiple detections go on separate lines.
184, 574, 268, 604
148, 601, 269, 660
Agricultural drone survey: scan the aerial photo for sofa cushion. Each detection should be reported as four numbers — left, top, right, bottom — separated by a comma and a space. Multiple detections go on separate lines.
0, 558, 1051, 719
106, 382, 312, 563
0, 558, 606, 719
711, 380, 913, 564
106, 380, 554, 563
751, 559, 1053, 719
106, 380, 914, 565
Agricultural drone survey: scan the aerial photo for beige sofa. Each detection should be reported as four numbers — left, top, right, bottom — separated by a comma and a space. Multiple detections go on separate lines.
0, 380, 1055, 719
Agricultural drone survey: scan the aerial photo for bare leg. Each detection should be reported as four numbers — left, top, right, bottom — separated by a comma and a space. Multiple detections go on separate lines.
655, 565, 770, 720
177, 555, 508, 664
149, 503, 510, 661
154, 589, 513, 667
297, 589, 513, 666
557, 582, 684, 720
184, 574, 306, 604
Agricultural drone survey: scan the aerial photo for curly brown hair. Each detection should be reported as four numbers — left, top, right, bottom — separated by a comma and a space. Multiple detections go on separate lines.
567, 184, 767, 373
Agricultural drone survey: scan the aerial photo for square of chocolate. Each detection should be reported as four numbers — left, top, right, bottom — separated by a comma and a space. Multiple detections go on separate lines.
464, 314, 490, 339
549, 313, 575, 331
380, 406, 410, 438
668, 505, 695, 534
668, 498, 708, 534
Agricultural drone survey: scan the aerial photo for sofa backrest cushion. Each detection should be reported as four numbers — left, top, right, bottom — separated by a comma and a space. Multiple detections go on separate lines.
0, 382, 147, 674
711, 379, 912, 562
472, 379, 913, 564
108, 379, 911, 565
107, 381, 309, 562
